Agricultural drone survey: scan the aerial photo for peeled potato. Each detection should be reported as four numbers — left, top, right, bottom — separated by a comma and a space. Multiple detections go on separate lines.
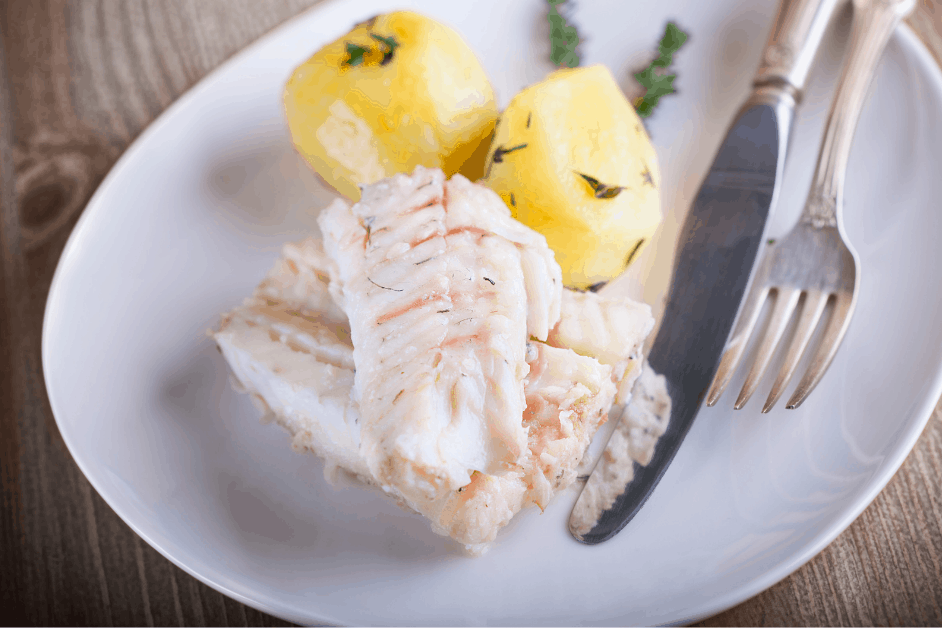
482, 65, 661, 289
284, 11, 499, 200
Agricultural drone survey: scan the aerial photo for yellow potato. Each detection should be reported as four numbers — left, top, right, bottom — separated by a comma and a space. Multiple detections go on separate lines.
284, 12, 499, 200
482, 65, 661, 289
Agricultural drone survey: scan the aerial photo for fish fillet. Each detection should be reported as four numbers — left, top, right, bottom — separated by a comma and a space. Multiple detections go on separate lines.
215, 236, 624, 551
214, 239, 366, 479
318, 166, 561, 504
214, 169, 657, 552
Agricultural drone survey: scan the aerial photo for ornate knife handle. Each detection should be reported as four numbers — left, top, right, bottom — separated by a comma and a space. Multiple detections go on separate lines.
755, 0, 844, 94
801, 0, 915, 228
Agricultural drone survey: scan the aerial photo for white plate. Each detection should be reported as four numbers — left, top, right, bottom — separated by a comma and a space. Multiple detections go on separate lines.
42, 0, 942, 625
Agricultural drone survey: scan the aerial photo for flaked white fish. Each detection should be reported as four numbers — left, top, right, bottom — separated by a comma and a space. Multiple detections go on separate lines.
214, 238, 367, 480
318, 167, 561, 503
549, 289, 655, 404
215, 235, 630, 551
214, 168, 657, 553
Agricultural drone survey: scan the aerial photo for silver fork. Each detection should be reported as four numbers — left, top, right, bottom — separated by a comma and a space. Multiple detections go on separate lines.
706, 0, 915, 413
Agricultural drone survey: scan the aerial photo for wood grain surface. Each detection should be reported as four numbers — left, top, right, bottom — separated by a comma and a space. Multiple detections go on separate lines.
1, 1, 940, 625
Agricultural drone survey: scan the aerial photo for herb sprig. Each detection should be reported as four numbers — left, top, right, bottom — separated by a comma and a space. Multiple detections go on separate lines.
492, 143, 528, 163
342, 28, 400, 67
633, 22, 688, 118
344, 42, 369, 67
370, 33, 399, 65
485, 143, 528, 177
547, 0, 580, 68
575, 172, 624, 199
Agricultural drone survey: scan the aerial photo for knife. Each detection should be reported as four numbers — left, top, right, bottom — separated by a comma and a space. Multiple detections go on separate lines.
570, 0, 844, 544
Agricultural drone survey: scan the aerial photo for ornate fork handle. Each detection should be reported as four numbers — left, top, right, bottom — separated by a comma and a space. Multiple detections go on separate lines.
802, 0, 916, 228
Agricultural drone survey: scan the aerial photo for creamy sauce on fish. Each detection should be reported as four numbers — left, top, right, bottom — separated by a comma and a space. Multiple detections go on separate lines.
569, 363, 671, 539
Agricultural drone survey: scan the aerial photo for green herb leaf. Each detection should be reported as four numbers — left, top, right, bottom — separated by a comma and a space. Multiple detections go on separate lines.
547, 0, 580, 68
634, 21, 689, 118
576, 172, 625, 199
485, 144, 528, 178
492, 143, 528, 163
342, 32, 399, 68
655, 22, 688, 67
624, 238, 646, 269
343, 41, 369, 67
370, 32, 399, 65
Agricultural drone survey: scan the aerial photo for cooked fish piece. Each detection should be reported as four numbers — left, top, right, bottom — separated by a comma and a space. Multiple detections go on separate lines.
414, 340, 616, 551
318, 167, 562, 504
213, 170, 658, 553
215, 234, 632, 552
520, 341, 617, 509
214, 238, 367, 480
549, 289, 655, 404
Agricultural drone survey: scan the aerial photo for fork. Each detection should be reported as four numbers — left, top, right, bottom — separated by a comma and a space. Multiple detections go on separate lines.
705, 0, 915, 412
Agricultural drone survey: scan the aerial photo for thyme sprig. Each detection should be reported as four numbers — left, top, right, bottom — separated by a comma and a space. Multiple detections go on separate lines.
576, 172, 625, 199
485, 143, 529, 177
492, 143, 528, 163
370, 33, 399, 65
342, 30, 400, 67
344, 42, 369, 67
623, 238, 646, 269
633, 22, 688, 118
547, 0, 580, 68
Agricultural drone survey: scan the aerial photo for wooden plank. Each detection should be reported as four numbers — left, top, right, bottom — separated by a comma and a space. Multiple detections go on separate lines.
0, 13, 28, 626
0, 1, 940, 625
0, 2, 315, 624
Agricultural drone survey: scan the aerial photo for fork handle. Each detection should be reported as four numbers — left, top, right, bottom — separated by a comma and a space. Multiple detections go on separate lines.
801, 0, 915, 228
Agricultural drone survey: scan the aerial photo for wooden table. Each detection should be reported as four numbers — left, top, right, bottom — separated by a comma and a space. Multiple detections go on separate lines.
2, 1, 941, 625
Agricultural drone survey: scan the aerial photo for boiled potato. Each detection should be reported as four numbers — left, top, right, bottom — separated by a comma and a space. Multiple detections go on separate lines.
482, 65, 661, 289
284, 11, 499, 200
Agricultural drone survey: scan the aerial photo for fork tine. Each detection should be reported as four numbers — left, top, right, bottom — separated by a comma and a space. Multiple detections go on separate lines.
786, 291, 856, 409
706, 284, 771, 407
762, 290, 830, 413
734, 287, 801, 409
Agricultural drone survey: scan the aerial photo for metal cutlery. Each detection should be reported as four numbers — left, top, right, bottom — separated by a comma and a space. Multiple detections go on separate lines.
570, 0, 842, 544
706, 0, 916, 412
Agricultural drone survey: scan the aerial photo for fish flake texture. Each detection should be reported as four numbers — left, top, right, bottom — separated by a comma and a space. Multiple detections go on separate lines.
318, 166, 562, 504
215, 167, 659, 553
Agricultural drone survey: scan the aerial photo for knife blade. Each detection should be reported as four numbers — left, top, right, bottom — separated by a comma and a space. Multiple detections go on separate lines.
570, 0, 843, 544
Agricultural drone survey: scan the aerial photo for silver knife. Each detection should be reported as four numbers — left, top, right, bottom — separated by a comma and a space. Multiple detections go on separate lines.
570, 0, 844, 544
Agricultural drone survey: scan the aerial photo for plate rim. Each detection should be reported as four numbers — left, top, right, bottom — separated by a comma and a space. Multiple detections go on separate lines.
40, 0, 942, 623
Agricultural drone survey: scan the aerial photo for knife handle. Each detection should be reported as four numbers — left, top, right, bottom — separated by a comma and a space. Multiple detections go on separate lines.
754, 0, 844, 96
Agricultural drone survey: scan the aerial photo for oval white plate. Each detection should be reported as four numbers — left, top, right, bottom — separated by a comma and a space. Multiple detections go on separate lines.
42, 0, 942, 625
